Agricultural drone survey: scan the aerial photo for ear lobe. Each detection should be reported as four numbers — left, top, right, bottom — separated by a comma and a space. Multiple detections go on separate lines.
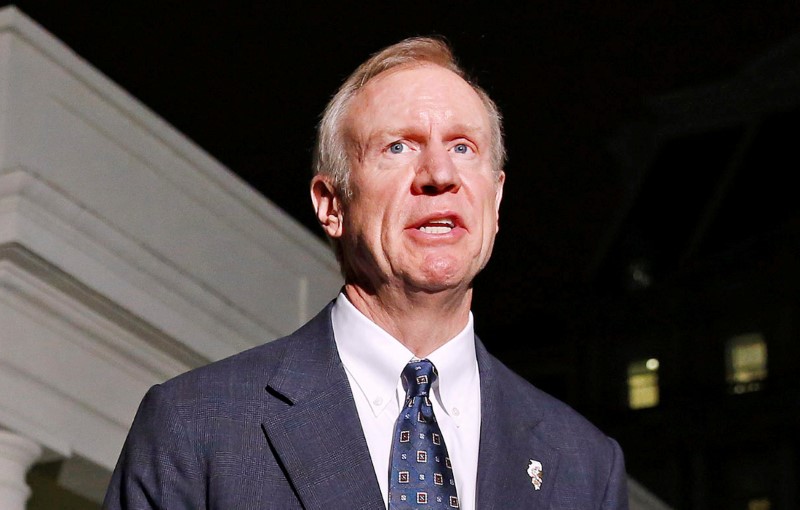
310, 176, 344, 238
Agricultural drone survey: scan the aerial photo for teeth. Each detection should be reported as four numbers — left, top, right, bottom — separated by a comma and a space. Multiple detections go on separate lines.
429, 219, 454, 227
420, 225, 452, 234
419, 219, 454, 234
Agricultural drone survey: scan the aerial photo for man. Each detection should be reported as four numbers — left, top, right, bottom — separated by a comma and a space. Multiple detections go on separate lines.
104, 36, 628, 509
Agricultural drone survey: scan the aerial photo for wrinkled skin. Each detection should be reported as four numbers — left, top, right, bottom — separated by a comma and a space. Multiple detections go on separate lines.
312, 64, 504, 354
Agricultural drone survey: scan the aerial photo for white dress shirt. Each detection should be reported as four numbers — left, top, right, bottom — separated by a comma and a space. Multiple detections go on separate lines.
332, 292, 481, 510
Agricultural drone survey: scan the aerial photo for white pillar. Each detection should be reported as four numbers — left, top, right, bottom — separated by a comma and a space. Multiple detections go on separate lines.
0, 431, 42, 510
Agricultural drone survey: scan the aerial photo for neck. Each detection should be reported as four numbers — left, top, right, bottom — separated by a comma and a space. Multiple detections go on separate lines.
344, 283, 472, 357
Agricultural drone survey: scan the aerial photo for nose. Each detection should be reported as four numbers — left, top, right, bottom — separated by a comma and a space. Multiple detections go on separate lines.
411, 144, 462, 195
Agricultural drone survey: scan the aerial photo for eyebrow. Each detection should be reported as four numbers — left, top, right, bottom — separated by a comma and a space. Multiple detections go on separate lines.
361, 122, 487, 146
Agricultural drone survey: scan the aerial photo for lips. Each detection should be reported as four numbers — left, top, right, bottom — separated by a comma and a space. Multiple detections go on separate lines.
411, 213, 464, 235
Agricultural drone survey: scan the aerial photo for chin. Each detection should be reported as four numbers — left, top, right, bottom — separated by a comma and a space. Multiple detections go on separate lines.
415, 269, 471, 293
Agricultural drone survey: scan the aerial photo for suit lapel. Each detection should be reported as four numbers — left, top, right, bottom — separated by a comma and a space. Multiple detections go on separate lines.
261, 306, 384, 510
475, 341, 561, 509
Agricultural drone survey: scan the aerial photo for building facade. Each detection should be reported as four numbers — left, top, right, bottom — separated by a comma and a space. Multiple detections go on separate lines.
0, 7, 341, 507
0, 7, 670, 509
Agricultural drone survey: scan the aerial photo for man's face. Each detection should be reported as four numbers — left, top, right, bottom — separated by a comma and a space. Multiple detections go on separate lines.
333, 64, 504, 293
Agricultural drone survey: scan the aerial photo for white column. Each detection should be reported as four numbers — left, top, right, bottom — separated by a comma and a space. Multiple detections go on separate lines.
0, 431, 42, 510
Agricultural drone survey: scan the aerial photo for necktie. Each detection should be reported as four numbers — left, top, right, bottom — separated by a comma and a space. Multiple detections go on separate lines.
389, 359, 459, 509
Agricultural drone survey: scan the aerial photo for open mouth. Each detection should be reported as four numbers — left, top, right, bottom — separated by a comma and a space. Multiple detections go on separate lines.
418, 218, 455, 234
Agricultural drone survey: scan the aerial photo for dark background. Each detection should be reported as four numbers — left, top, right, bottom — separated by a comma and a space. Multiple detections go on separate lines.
6, 2, 800, 507
6, 1, 795, 337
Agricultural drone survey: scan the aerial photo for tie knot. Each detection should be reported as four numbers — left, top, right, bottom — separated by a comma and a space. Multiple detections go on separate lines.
401, 359, 437, 398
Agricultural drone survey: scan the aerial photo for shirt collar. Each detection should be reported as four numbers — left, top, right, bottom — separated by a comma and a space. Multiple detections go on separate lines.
332, 292, 413, 417
426, 317, 478, 418
332, 292, 478, 418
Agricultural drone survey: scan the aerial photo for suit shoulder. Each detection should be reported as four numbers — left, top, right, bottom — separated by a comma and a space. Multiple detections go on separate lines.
484, 351, 617, 449
161, 334, 288, 391
156, 305, 334, 399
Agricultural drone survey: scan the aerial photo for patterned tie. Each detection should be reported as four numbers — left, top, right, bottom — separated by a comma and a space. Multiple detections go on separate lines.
389, 359, 459, 509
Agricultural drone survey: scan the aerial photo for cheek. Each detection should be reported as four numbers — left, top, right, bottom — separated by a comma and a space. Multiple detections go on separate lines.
361, 179, 405, 212
346, 194, 389, 241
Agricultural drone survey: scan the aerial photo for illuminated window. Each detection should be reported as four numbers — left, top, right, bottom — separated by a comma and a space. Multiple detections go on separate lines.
726, 333, 767, 394
627, 358, 659, 409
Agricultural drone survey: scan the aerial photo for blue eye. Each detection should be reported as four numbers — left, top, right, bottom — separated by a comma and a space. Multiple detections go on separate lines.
453, 143, 469, 154
389, 142, 405, 154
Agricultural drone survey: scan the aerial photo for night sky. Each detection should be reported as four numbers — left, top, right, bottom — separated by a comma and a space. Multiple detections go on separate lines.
6, 1, 800, 351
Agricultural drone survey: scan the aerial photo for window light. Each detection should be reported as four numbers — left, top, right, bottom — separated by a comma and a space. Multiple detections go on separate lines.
628, 358, 660, 409
726, 333, 767, 394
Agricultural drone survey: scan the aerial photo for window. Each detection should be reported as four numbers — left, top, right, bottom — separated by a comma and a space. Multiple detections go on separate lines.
628, 358, 660, 409
726, 333, 767, 394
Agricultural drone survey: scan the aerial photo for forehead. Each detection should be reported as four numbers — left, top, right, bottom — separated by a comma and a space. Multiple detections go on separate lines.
346, 64, 491, 138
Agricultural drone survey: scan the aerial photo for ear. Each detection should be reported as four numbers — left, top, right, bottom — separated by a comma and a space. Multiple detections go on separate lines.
494, 170, 505, 232
311, 175, 344, 238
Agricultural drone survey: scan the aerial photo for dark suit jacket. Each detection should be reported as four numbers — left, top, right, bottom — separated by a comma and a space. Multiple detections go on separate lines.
104, 303, 628, 509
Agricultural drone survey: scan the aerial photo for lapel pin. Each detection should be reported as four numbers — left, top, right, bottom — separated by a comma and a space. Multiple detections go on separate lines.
527, 459, 543, 490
